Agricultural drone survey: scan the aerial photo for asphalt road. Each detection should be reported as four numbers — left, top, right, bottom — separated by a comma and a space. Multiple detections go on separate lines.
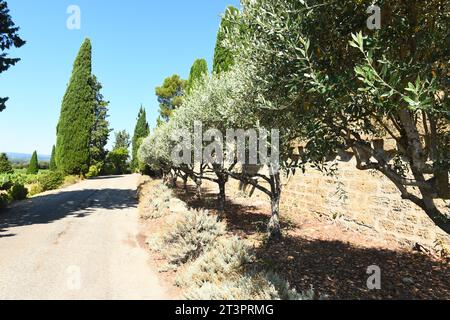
0, 174, 169, 300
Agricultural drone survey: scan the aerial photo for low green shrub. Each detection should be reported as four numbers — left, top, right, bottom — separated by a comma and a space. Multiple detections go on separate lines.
38, 171, 64, 191
86, 164, 101, 178
24, 174, 40, 185
63, 175, 80, 186
0, 193, 10, 210
8, 183, 28, 200
28, 183, 44, 197
0, 174, 13, 191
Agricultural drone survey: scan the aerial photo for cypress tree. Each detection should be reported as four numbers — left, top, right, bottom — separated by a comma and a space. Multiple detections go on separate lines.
212, 6, 238, 74
131, 106, 150, 172
27, 151, 39, 174
90, 75, 111, 164
186, 59, 209, 94
49, 145, 57, 171
0, 153, 12, 173
55, 38, 94, 175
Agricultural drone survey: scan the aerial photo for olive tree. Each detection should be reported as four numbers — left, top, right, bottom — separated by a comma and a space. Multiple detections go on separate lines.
225, 0, 450, 234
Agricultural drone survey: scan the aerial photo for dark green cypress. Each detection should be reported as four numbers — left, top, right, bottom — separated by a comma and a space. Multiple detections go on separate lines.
27, 151, 39, 174
0, 153, 12, 173
212, 6, 238, 74
49, 145, 57, 171
186, 59, 209, 94
131, 106, 150, 172
55, 38, 94, 175
90, 75, 111, 164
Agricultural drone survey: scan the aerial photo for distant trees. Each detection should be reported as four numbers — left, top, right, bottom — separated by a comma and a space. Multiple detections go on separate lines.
0, 0, 25, 112
49, 145, 57, 171
55, 38, 94, 175
90, 75, 111, 165
0, 153, 12, 173
186, 59, 209, 94
131, 106, 150, 172
212, 6, 238, 74
155, 74, 186, 123
113, 130, 130, 150
107, 130, 130, 175
27, 151, 39, 174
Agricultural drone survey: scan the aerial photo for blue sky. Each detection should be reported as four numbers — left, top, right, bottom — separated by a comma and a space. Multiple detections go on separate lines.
0, 0, 239, 155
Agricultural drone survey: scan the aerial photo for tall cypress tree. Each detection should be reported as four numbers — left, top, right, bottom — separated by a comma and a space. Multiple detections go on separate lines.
186, 59, 209, 94
27, 151, 39, 174
131, 106, 149, 172
55, 38, 94, 175
49, 145, 57, 171
90, 75, 111, 164
212, 6, 238, 74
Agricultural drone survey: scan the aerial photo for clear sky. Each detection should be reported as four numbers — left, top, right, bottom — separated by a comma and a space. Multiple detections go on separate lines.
0, 0, 239, 155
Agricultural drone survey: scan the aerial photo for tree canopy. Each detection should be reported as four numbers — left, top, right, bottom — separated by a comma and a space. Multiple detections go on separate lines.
113, 130, 131, 150
225, 0, 450, 233
155, 74, 186, 123
0, 0, 25, 112
186, 59, 209, 94
90, 75, 111, 165
140, 0, 450, 238
212, 6, 238, 74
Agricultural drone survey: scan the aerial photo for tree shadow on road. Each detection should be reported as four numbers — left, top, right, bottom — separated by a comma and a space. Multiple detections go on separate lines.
0, 188, 137, 238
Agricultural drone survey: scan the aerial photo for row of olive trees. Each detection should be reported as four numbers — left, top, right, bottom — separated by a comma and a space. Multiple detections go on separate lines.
140, 0, 449, 238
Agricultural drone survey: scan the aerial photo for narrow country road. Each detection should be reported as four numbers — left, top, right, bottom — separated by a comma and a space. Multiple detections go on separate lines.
0, 174, 169, 300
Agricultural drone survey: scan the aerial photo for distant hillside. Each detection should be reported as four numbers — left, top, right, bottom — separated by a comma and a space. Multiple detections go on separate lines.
6, 152, 51, 163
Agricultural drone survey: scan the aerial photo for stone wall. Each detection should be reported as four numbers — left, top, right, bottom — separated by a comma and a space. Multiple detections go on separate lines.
279, 158, 450, 249
201, 159, 450, 250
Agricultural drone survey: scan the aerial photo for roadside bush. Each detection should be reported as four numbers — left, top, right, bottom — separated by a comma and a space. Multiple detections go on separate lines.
0, 193, 10, 210
176, 236, 252, 287
150, 209, 226, 266
27, 183, 44, 197
24, 174, 40, 185
177, 236, 309, 300
183, 272, 314, 300
0, 174, 13, 191
142, 183, 173, 219
8, 183, 28, 200
38, 171, 64, 191
86, 164, 101, 178
63, 175, 80, 186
